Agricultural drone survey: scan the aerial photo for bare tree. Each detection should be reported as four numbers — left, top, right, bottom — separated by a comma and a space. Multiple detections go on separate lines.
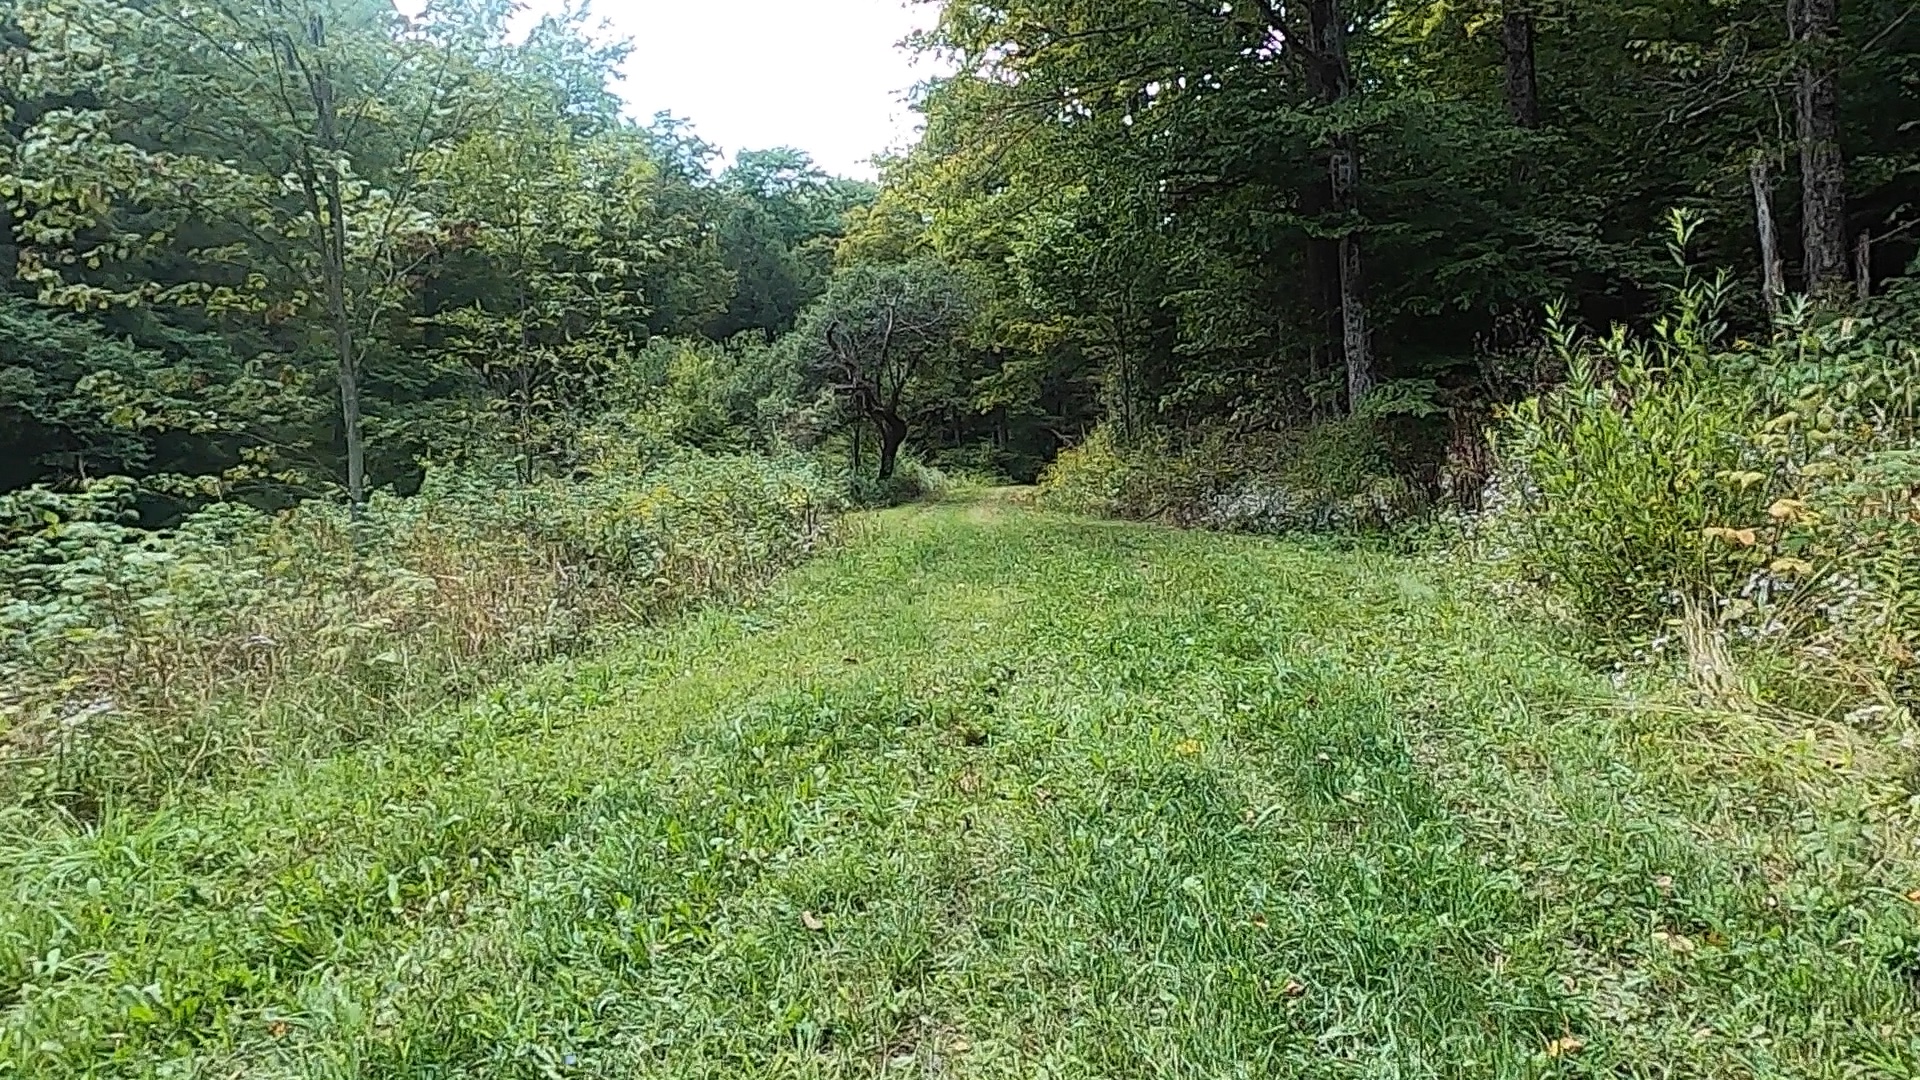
1751, 151, 1787, 316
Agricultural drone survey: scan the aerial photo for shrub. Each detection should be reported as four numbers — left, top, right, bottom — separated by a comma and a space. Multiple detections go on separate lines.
1488, 286, 1766, 635
845, 453, 950, 508
1038, 419, 1428, 534
1491, 214, 1920, 703
0, 454, 841, 814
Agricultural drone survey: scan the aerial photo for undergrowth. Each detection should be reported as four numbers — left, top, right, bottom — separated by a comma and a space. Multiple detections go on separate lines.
1037, 418, 1430, 535
0, 453, 840, 815
1488, 213, 1920, 719
1, 500, 1913, 1076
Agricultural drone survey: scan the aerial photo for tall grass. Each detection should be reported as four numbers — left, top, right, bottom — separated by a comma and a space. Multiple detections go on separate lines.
0, 455, 841, 815
1037, 420, 1430, 534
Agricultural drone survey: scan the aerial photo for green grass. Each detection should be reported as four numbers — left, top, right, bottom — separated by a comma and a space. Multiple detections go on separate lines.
3, 494, 1917, 1077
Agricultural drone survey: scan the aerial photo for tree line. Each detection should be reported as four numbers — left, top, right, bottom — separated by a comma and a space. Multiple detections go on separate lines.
1, 0, 871, 506
5, 0, 1917, 505
839, 0, 1919, 476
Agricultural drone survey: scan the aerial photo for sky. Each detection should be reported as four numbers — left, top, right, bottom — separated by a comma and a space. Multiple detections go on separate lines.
562, 0, 943, 179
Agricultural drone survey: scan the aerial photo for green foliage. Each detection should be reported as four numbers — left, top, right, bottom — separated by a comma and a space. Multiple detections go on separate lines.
0, 456, 840, 813
845, 453, 951, 508
832, 0, 1920, 503
1039, 421, 1428, 535
1493, 221, 1920, 701
1, 500, 1914, 1074
0, 2, 872, 500
0, 296, 321, 495
789, 258, 974, 480
1491, 222, 1765, 634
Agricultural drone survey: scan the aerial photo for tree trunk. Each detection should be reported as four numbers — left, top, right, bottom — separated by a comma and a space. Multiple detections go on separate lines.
328, 262, 364, 509
1301, 180, 1342, 420
1751, 153, 1787, 317
1307, 0, 1375, 413
1793, 0, 1849, 299
306, 16, 366, 511
0, 197, 15, 285
1502, 3, 1541, 129
874, 412, 907, 481
1855, 230, 1873, 302
1338, 232, 1373, 406
321, 173, 364, 512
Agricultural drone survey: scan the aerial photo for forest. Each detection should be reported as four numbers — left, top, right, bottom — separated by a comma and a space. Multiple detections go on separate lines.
4, 0, 1920, 1074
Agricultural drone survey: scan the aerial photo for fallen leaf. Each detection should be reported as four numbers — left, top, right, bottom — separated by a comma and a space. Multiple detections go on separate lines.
957, 771, 980, 794
1768, 498, 1807, 523
1032, 786, 1053, 804
1652, 874, 1675, 893
1249, 913, 1269, 929
948, 1038, 971, 1053
268, 1020, 289, 1039
1905, 888, 1920, 903
1545, 1035, 1585, 1058
1281, 979, 1306, 998
1176, 739, 1202, 756
801, 910, 825, 932
1653, 930, 1696, 954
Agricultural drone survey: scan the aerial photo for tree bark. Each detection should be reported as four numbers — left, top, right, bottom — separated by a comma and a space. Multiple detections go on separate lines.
1338, 233, 1373, 405
1306, 0, 1375, 413
1855, 230, 1872, 302
1502, 2, 1541, 129
874, 411, 907, 481
1793, 0, 1849, 300
1751, 153, 1787, 317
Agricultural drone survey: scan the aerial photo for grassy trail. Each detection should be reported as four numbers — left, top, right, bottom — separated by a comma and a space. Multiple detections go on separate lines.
4, 496, 1917, 1077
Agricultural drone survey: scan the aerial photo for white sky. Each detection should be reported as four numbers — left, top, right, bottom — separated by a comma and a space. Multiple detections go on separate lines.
569, 0, 943, 179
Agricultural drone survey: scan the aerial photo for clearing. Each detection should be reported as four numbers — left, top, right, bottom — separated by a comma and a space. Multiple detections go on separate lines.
5, 496, 1917, 1077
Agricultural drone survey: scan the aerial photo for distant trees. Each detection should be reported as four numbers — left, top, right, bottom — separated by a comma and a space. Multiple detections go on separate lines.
1, 0, 871, 501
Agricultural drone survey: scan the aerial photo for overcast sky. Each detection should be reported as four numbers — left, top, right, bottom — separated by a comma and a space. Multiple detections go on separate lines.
565, 0, 943, 179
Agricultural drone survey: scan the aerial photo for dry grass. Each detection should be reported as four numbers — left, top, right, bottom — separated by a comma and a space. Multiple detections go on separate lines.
0, 458, 839, 814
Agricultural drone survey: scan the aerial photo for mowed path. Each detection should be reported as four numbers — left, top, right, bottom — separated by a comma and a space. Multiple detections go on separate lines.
4, 497, 1916, 1077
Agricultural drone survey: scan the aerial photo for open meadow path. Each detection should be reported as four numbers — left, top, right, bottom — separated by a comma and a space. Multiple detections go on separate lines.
5, 495, 1915, 1077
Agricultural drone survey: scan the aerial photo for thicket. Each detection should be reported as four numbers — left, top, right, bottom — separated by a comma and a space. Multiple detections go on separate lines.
1490, 216, 1920, 710
858, 0, 1920, 720
1037, 419, 1430, 534
0, 449, 839, 816
844, 0, 1917, 479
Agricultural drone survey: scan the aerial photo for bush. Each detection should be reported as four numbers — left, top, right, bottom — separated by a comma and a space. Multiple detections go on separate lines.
1488, 286, 1766, 634
1491, 214, 1920, 704
0, 454, 841, 814
845, 453, 950, 508
1038, 420, 1429, 534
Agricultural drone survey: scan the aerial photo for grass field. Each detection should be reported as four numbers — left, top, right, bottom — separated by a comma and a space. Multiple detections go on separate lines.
4, 494, 1917, 1077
